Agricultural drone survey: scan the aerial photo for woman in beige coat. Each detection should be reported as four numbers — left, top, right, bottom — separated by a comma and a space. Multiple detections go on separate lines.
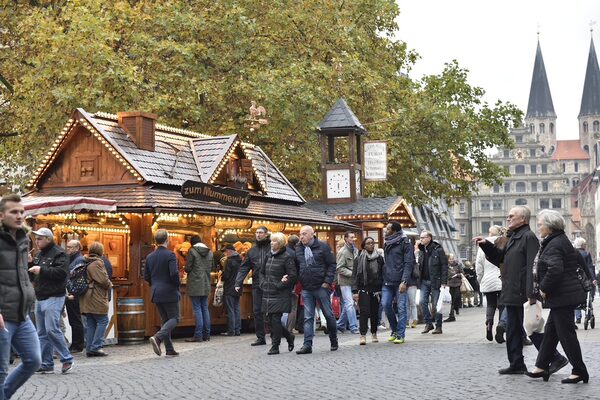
79, 242, 112, 357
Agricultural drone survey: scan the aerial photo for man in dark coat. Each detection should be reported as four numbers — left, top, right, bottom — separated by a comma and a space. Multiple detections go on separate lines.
235, 226, 271, 346
145, 229, 181, 357
30, 227, 74, 374
294, 225, 338, 354
381, 222, 414, 343
476, 206, 567, 375
573, 237, 596, 324
0, 194, 41, 396
418, 230, 448, 334
65, 240, 85, 353
223, 245, 242, 336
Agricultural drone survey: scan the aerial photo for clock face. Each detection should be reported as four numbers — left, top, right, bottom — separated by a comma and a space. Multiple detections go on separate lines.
326, 169, 351, 199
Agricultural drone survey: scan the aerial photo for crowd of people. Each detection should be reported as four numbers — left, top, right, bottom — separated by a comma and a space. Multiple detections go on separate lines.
0, 192, 595, 399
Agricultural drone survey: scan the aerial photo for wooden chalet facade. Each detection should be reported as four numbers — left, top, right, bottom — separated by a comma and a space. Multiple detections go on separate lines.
24, 108, 353, 338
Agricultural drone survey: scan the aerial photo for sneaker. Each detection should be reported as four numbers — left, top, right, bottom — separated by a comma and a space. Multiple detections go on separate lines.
165, 350, 179, 357
377, 324, 388, 331
387, 333, 397, 342
36, 367, 54, 374
350, 329, 360, 334
410, 320, 417, 328
150, 336, 162, 356
371, 333, 379, 343
393, 337, 405, 344
359, 335, 367, 345
61, 361, 74, 374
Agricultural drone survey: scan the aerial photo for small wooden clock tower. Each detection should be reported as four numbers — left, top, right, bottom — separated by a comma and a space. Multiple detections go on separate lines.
318, 98, 367, 204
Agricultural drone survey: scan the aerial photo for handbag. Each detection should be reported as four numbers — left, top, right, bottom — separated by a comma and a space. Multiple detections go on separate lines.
460, 275, 473, 294
576, 265, 593, 292
213, 278, 224, 307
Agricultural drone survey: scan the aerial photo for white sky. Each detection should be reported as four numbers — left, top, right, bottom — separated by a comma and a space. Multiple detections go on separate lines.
395, 0, 600, 139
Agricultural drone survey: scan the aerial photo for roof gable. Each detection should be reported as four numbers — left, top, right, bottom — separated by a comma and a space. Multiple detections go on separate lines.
318, 98, 366, 134
190, 135, 239, 183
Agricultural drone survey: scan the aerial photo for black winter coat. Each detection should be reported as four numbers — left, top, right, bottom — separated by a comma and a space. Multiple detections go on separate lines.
418, 241, 448, 289
383, 237, 414, 286
144, 246, 181, 304
223, 254, 242, 297
352, 250, 384, 293
479, 224, 539, 307
235, 237, 271, 287
32, 242, 69, 301
536, 231, 587, 308
295, 238, 336, 291
0, 223, 36, 322
259, 248, 297, 314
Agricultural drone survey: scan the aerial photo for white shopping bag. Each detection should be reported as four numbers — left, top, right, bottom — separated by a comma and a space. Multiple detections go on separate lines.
436, 286, 452, 317
523, 300, 545, 336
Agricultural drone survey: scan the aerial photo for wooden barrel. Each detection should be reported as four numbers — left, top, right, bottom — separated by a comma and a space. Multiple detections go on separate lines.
117, 298, 145, 344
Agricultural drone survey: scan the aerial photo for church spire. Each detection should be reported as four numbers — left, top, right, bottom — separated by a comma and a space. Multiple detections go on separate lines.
526, 40, 556, 119
579, 35, 600, 117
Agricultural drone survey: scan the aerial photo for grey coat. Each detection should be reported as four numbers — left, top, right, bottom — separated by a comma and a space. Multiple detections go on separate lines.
0, 222, 36, 323
185, 243, 213, 297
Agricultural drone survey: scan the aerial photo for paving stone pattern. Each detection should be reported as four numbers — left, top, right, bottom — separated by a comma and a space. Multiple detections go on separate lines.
15, 303, 600, 400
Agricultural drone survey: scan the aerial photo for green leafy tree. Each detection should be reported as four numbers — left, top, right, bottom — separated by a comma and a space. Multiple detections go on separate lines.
0, 0, 519, 203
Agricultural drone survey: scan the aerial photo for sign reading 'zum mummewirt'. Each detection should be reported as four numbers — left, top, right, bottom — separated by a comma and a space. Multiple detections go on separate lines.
181, 180, 251, 208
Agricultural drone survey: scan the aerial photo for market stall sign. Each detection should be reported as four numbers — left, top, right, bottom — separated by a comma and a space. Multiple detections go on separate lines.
364, 141, 387, 181
181, 180, 250, 208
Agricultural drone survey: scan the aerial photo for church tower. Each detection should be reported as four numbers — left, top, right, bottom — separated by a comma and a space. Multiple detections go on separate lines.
578, 32, 600, 169
525, 39, 557, 153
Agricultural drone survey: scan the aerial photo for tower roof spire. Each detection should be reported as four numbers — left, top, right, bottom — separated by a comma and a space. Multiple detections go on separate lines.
526, 40, 556, 119
579, 35, 600, 117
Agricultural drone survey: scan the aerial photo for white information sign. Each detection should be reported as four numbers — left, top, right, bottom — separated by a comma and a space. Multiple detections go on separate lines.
364, 141, 387, 181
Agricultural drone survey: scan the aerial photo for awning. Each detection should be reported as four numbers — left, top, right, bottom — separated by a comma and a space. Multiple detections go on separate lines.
22, 196, 117, 217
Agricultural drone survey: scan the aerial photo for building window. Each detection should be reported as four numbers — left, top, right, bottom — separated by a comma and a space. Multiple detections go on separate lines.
503, 149, 510, 158
584, 144, 589, 154
481, 222, 491, 235
548, 146, 555, 156
516, 182, 526, 192
531, 182, 537, 192
583, 121, 589, 133
459, 247, 468, 259
573, 178, 580, 188
530, 149, 536, 157
492, 199, 503, 210
480, 200, 491, 211
542, 181, 549, 191
561, 163, 566, 173
540, 123, 545, 134
530, 165, 537, 174
493, 221, 503, 227
552, 198, 562, 209
493, 184, 500, 193
541, 164, 548, 173
459, 223, 466, 236
550, 123, 554, 134
459, 202, 466, 214
540, 198, 550, 209
515, 135, 523, 143
515, 165, 525, 174
574, 162, 579, 172
515, 198, 527, 206
594, 120, 600, 132
504, 182, 510, 192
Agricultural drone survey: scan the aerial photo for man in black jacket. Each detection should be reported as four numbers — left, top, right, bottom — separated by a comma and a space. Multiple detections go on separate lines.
294, 225, 338, 354
476, 206, 567, 375
223, 245, 243, 337
235, 226, 270, 346
418, 230, 448, 335
30, 227, 74, 374
0, 194, 41, 396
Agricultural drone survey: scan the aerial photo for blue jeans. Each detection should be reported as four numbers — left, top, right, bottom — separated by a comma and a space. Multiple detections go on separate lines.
302, 288, 337, 347
84, 314, 109, 353
336, 285, 358, 332
190, 296, 210, 338
420, 280, 442, 328
0, 317, 41, 400
35, 297, 73, 368
382, 285, 408, 338
224, 295, 241, 335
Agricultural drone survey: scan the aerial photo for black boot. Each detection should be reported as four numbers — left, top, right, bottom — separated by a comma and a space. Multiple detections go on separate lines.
267, 345, 279, 355
486, 321, 493, 342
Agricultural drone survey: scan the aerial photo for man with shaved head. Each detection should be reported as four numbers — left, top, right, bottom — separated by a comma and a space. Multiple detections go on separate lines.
65, 240, 85, 353
294, 225, 338, 354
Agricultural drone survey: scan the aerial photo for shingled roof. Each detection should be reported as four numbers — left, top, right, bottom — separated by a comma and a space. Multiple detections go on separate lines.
526, 41, 556, 119
579, 37, 600, 117
318, 98, 366, 134
552, 140, 590, 161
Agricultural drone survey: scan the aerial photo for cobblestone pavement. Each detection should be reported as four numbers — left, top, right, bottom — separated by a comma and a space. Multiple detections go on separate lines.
14, 303, 600, 400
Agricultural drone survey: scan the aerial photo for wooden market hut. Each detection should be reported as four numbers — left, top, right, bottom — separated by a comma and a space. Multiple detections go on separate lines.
23, 108, 354, 339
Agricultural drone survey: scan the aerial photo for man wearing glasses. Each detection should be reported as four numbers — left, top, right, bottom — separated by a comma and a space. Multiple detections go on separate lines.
475, 206, 567, 375
235, 226, 271, 346
417, 230, 448, 335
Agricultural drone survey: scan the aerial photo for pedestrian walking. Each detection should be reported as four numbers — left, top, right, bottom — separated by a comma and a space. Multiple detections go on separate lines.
145, 229, 181, 357
224, 245, 242, 336
64, 240, 85, 353
0, 193, 41, 398
335, 231, 359, 334
418, 231, 448, 335
445, 254, 462, 322
184, 235, 213, 342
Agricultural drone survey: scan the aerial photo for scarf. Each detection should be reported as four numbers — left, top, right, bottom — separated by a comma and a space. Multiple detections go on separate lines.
356, 250, 380, 287
384, 231, 405, 247
304, 238, 315, 266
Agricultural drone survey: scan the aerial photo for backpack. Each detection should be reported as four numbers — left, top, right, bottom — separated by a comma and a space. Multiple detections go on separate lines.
67, 261, 90, 296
